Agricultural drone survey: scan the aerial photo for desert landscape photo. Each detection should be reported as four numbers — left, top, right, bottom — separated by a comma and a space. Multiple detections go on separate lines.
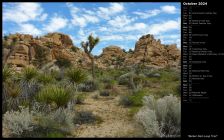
2, 2, 181, 138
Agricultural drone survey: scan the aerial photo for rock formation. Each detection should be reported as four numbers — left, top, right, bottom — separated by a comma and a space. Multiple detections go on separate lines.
96, 46, 126, 69
2, 33, 180, 71
125, 34, 180, 68
3, 33, 91, 71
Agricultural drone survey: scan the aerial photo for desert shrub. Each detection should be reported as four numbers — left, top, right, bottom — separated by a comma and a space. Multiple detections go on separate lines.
65, 68, 87, 91
119, 90, 145, 107
32, 103, 75, 136
74, 94, 86, 104
99, 90, 110, 96
3, 65, 13, 83
74, 111, 101, 124
5, 82, 22, 111
50, 70, 62, 81
78, 80, 98, 92
119, 95, 133, 107
104, 79, 116, 89
17, 67, 39, 101
49, 107, 76, 131
19, 67, 38, 83
37, 73, 54, 85
36, 85, 72, 108
3, 106, 34, 137
55, 57, 72, 69
118, 75, 129, 85
135, 95, 180, 138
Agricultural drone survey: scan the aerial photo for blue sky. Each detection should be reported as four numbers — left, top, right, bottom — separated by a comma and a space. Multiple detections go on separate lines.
3, 2, 180, 55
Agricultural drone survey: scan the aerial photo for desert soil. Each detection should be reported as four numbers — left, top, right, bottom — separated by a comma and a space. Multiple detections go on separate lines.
74, 85, 144, 138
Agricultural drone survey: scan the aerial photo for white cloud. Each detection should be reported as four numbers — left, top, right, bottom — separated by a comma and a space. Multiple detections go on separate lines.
3, 3, 47, 23
122, 23, 147, 32
161, 5, 177, 14
67, 4, 99, 27
97, 3, 124, 19
83, 14, 99, 23
133, 5, 178, 19
133, 9, 160, 19
99, 27, 108, 32
101, 34, 138, 41
71, 15, 99, 27
101, 35, 124, 41
66, 3, 79, 15
44, 16, 68, 32
148, 18, 180, 35
71, 16, 87, 27
108, 15, 134, 28
18, 23, 42, 35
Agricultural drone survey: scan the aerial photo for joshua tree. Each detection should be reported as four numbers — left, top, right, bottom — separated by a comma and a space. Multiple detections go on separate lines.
81, 34, 100, 80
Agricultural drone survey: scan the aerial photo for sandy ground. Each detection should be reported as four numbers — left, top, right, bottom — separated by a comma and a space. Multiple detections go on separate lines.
74, 86, 144, 138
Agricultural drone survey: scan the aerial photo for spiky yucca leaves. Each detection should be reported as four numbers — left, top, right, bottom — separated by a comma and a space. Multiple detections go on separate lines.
36, 85, 72, 108
6, 82, 22, 111
3, 66, 14, 112
37, 73, 55, 85
20, 67, 38, 83
65, 68, 87, 92
18, 67, 39, 101
3, 65, 13, 83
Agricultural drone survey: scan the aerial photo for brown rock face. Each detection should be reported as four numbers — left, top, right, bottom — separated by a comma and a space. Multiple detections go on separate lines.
125, 34, 180, 68
96, 46, 126, 69
3, 33, 90, 71
3, 33, 180, 71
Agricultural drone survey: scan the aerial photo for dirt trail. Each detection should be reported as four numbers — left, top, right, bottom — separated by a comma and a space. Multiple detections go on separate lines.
74, 86, 144, 138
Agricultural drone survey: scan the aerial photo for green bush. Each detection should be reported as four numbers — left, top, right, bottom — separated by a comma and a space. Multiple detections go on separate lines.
3, 65, 13, 83
75, 94, 85, 104
119, 95, 133, 107
65, 68, 87, 91
55, 57, 72, 68
37, 73, 54, 85
20, 67, 38, 82
119, 90, 145, 107
36, 85, 72, 108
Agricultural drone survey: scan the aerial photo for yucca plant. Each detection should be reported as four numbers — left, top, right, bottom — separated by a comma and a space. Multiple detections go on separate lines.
3, 65, 13, 83
36, 85, 72, 108
65, 68, 87, 92
20, 67, 38, 83
18, 67, 39, 101
37, 73, 54, 85
6, 82, 22, 111
3, 66, 14, 112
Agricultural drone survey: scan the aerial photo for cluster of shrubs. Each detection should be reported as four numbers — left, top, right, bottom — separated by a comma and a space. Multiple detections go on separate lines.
135, 95, 180, 138
2, 65, 92, 138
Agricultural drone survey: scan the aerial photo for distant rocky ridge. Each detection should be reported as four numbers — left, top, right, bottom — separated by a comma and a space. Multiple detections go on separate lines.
2, 33, 180, 71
